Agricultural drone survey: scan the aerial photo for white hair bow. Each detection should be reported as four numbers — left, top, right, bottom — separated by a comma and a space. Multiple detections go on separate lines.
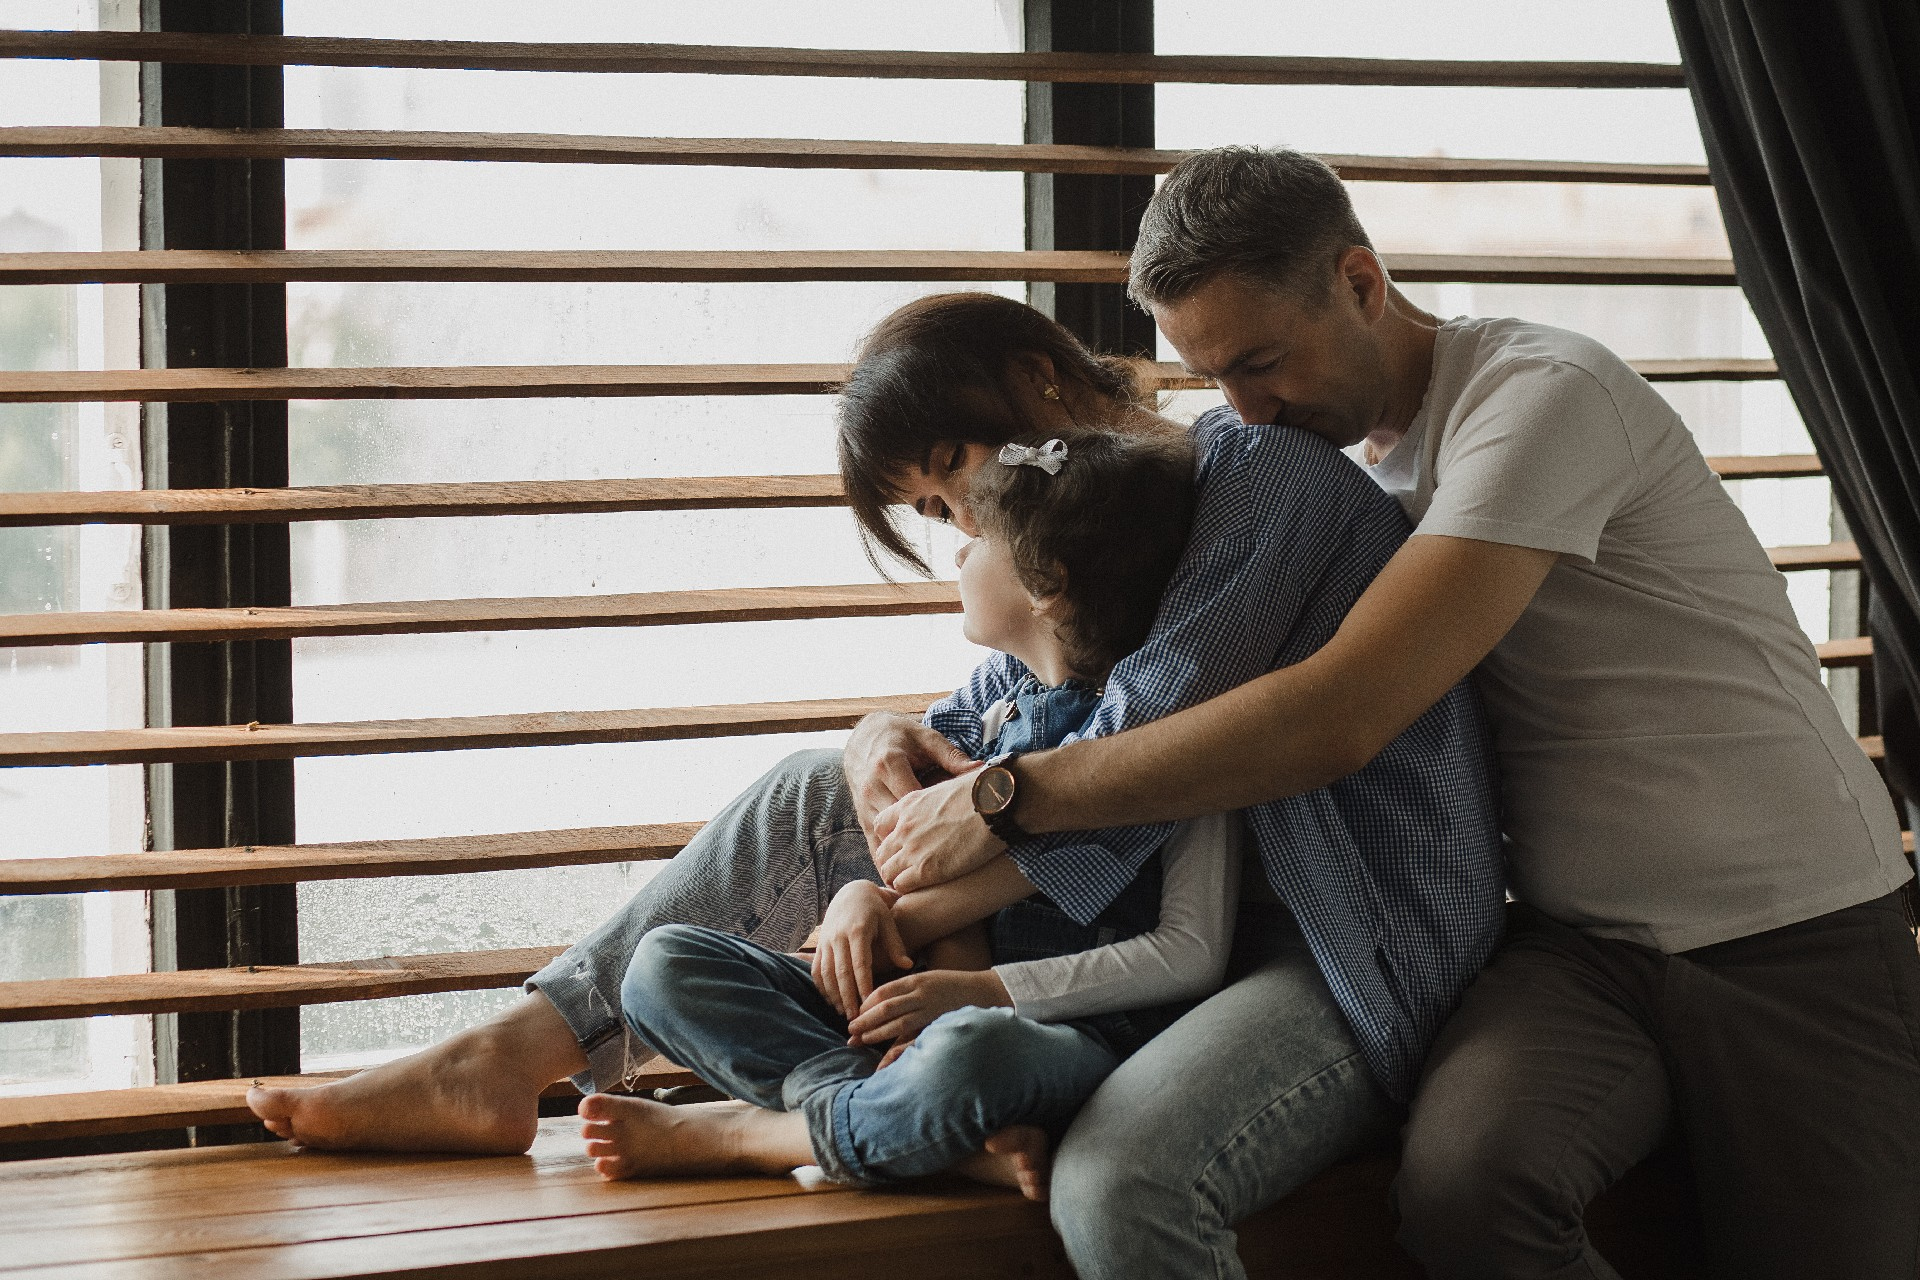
998, 438, 1069, 475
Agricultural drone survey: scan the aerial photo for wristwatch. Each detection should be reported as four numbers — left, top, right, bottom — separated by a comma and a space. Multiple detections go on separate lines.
970, 758, 1031, 845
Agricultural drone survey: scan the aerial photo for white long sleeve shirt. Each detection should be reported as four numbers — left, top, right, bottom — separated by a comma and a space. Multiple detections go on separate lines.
993, 811, 1245, 1022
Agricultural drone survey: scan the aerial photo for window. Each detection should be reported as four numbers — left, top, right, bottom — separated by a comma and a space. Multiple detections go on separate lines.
0, 0, 147, 1097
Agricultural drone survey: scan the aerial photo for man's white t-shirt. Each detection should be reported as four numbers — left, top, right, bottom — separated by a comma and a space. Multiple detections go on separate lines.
1369, 315, 1909, 952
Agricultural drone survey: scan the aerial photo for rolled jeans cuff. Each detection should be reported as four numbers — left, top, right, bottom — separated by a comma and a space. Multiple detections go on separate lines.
526, 953, 640, 1096
785, 1045, 885, 1186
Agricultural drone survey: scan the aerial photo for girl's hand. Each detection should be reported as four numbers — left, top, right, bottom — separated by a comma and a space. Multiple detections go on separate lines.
812, 881, 912, 1017
847, 968, 1013, 1046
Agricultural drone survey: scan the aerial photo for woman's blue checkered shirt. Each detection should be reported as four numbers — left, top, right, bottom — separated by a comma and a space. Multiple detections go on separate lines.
926, 409, 1506, 1102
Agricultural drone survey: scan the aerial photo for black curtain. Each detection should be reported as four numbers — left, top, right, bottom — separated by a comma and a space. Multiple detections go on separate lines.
1667, 1, 1920, 806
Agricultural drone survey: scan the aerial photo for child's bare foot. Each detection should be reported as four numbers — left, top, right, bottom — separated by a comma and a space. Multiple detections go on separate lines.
579, 1093, 812, 1182
956, 1125, 1052, 1202
246, 994, 586, 1154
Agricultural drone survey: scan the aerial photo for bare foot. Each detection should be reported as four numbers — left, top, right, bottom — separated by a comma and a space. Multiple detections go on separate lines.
247, 994, 586, 1154
957, 1125, 1052, 1202
579, 1093, 812, 1181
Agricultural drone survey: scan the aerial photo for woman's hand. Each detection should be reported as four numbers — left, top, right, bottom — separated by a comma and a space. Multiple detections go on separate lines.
847, 968, 1013, 1047
812, 881, 912, 1018
873, 770, 1006, 891
842, 713, 979, 839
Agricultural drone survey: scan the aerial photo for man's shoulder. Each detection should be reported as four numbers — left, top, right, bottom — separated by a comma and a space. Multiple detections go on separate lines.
1448, 316, 1646, 401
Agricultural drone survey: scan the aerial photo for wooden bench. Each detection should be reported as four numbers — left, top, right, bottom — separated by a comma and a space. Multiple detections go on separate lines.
0, 1112, 1707, 1278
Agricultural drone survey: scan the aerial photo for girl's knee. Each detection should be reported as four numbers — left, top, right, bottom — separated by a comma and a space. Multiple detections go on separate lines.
621, 924, 725, 1009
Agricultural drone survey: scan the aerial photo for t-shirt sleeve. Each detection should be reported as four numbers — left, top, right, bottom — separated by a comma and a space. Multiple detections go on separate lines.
1415, 357, 1641, 564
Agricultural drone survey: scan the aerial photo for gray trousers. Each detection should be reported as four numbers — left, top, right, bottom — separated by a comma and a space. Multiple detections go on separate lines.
528, 748, 1398, 1279
1394, 895, 1920, 1280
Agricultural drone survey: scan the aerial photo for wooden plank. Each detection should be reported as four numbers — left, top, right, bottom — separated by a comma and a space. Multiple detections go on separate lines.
1708, 453, 1822, 480
0, 1116, 604, 1205
0, 364, 854, 405
1816, 635, 1874, 669
0, 1170, 818, 1272
0, 581, 962, 647
0, 691, 941, 768
1770, 541, 1860, 572
0, 1076, 685, 1148
11, 1185, 1062, 1280
0, 248, 1738, 286
0, 126, 1713, 186
0, 355, 1776, 406
0, 946, 567, 1022
0, 475, 845, 528
0, 822, 705, 895
1631, 357, 1778, 381
0, 31, 1690, 88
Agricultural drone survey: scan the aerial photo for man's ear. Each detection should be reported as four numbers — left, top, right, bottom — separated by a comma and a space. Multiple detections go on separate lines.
1338, 246, 1390, 325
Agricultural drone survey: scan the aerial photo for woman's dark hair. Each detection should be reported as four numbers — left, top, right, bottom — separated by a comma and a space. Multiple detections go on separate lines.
971, 426, 1197, 680
837, 292, 1150, 576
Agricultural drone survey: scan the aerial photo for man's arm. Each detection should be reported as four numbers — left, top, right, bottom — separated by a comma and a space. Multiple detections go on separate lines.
876, 534, 1554, 886
1016, 535, 1554, 828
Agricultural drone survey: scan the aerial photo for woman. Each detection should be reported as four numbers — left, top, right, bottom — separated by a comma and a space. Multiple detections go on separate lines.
249, 292, 1500, 1280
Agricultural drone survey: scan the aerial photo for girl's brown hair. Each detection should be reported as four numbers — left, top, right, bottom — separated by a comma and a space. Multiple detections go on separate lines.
970, 426, 1197, 680
836, 292, 1150, 576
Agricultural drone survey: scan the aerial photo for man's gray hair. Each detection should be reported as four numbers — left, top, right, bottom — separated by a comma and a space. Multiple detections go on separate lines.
1128, 146, 1374, 308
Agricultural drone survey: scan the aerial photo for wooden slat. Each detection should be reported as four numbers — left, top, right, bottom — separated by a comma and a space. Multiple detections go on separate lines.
0, 31, 1690, 88
0, 458, 1824, 533
0, 691, 940, 768
0, 946, 562, 1021
0, 823, 702, 895
0, 581, 961, 647
0, 248, 1738, 286
1630, 357, 1779, 381
0, 363, 853, 404
1770, 541, 1860, 572
0, 126, 1714, 186
0, 475, 844, 529
1816, 635, 1874, 669
1707, 453, 1822, 480
0, 355, 1779, 406
0, 1074, 688, 1147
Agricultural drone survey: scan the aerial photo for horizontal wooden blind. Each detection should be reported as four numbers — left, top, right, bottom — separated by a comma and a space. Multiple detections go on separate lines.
0, 30, 1868, 1149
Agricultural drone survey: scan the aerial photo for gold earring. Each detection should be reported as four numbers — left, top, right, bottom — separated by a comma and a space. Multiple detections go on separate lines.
1041, 384, 1061, 401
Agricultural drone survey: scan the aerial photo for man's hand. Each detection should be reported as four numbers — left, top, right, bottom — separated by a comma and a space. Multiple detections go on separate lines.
842, 712, 980, 839
848, 968, 1012, 1047
812, 881, 912, 1017
873, 769, 1006, 892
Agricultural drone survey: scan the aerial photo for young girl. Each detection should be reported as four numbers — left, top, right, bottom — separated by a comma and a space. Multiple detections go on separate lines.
576, 425, 1245, 1194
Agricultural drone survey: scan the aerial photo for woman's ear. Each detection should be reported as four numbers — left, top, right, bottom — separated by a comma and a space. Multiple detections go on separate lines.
1011, 351, 1062, 401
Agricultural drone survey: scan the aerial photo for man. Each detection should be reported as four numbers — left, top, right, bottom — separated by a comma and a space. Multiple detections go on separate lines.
869, 147, 1920, 1278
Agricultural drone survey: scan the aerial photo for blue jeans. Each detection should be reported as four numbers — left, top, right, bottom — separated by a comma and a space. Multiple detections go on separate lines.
620, 923, 1120, 1186
527, 748, 1398, 1278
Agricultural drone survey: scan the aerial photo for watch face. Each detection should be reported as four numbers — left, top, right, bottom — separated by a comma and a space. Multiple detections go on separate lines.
976, 766, 1016, 814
